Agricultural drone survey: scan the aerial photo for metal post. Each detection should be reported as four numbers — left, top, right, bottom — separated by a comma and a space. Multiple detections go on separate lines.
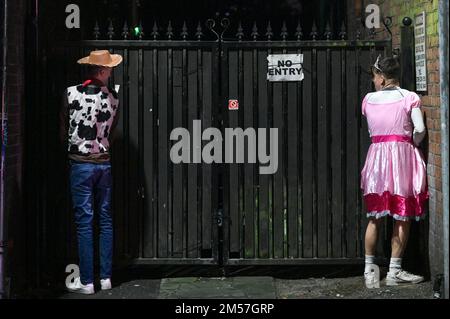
400, 18, 414, 91
438, 0, 449, 300
1, 0, 9, 300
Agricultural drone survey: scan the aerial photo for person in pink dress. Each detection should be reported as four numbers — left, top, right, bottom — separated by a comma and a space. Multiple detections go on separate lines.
361, 55, 429, 288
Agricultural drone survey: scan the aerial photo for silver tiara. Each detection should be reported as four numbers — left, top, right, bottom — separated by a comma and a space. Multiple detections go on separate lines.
373, 54, 382, 72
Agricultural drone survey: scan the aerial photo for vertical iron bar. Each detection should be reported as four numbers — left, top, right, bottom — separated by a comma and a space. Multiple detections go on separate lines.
238, 46, 244, 257
123, 47, 130, 255
138, 48, 143, 258
297, 46, 303, 258
212, 41, 220, 264
282, 45, 288, 258
252, 47, 259, 259
168, 47, 173, 257
152, 47, 158, 257
197, 46, 203, 258
182, 46, 188, 258
312, 47, 318, 258
355, 44, 362, 256
268, 46, 273, 259
326, 46, 332, 258
221, 44, 230, 265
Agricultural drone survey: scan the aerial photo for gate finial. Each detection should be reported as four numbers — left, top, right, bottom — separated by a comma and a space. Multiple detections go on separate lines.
93, 21, 101, 40
265, 21, 273, 41
295, 20, 303, 41
236, 21, 244, 41
310, 21, 318, 40
122, 21, 130, 40
281, 21, 288, 41
151, 22, 159, 40
166, 21, 174, 40
324, 21, 332, 40
195, 21, 203, 41
107, 19, 115, 40
339, 21, 346, 40
370, 27, 376, 40
181, 21, 189, 41
137, 21, 144, 40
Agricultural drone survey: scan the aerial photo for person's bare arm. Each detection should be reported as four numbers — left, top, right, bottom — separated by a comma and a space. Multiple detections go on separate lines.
411, 108, 426, 146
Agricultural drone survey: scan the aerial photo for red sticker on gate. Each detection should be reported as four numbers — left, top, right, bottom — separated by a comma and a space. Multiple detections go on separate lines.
228, 99, 239, 110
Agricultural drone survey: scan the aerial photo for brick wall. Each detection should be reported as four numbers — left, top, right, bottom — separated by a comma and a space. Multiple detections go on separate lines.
360, 0, 444, 279
2, 0, 26, 297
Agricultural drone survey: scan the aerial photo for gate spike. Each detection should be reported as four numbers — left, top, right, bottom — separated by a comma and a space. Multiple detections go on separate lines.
265, 21, 273, 41
310, 21, 318, 40
151, 21, 159, 40
251, 22, 259, 41
107, 19, 115, 40
93, 21, 101, 40
280, 21, 288, 41
324, 21, 332, 40
339, 21, 346, 40
295, 20, 303, 40
138, 21, 144, 40
181, 21, 189, 40
236, 21, 244, 41
122, 21, 130, 40
356, 28, 361, 40
195, 21, 203, 40
166, 21, 174, 40
370, 27, 376, 39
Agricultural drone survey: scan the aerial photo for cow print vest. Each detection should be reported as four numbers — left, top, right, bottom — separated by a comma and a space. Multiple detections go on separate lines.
66, 83, 119, 155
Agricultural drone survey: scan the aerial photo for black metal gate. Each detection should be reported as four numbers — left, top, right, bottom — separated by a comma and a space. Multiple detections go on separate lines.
220, 24, 390, 265
38, 18, 391, 271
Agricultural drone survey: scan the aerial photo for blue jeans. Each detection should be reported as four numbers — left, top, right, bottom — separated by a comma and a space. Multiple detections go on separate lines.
70, 161, 113, 285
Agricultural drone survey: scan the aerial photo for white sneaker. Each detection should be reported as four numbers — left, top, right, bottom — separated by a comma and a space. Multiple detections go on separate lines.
386, 269, 424, 286
66, 277, 95, 295
364, 271, 380, 289
100, 278, 112, 290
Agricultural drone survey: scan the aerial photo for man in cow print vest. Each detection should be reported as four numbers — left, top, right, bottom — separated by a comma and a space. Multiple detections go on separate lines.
60, 50, 123, 294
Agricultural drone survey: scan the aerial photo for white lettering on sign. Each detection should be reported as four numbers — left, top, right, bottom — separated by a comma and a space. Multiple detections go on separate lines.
267, 54, 304, 82
65, 4, 80, 29
365, 4, 381, 29
414, 12, 427, 92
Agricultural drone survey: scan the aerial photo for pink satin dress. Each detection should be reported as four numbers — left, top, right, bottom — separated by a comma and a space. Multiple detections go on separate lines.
360, 89, 428, 221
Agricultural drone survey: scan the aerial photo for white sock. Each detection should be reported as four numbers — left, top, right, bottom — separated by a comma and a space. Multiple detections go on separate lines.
365, 255, 376, 273
389, 257, 402, 272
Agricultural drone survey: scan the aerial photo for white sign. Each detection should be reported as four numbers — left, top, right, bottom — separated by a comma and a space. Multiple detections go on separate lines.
267, 54, 304, 82
414, 12, 427, 92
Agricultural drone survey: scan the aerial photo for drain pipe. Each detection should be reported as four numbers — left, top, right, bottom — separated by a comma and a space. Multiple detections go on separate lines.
438, 0, 449, 300
0, 0, 9, 300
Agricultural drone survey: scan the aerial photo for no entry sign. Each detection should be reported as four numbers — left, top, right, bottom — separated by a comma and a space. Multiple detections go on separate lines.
267, 54, 304, 82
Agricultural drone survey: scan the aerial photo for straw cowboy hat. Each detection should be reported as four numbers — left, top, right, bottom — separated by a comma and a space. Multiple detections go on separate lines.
77, 50, 123, 67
